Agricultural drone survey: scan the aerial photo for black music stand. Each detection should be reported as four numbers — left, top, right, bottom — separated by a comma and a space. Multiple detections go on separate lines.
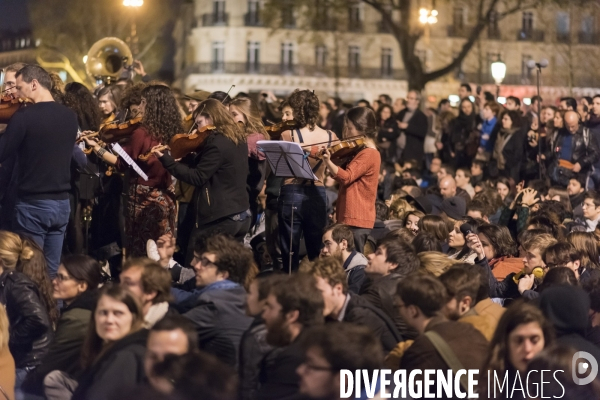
257, 140, 318, 274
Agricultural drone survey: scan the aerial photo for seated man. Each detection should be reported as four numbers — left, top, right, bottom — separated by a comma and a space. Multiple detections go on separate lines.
320, 223, 367, 293
302, 257, 402, 352
297, 324, 385, 400
397, 274, 489, 398
258, 274, 324, 400
182, 234, 254, 367
120, 258, 174, 328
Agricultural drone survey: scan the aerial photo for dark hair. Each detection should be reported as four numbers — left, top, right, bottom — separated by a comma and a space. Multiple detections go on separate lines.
15, 64, 52, 90
324, 223, 355, 252
141, 84, 184, 143
477, 224, 517, 258
439, 264, 481, 304
81, 284, 144, 368
254, 271, 283, 301
63, 82, 102, 131
418, 215, 450, 242
543, 242, 580, 268
345, 106, 377, 139
301, 323, 383, 372
506, 96, 521, 107
151, 315, 199, 353
456, 167, 471, 180
467, 198, 490, 218
375, 201, 389, 221
438, 99, 450, 108
502, 110, 523, 129
329, 97, 343, 109
378, 236, 419, 273
584, 190, 600, 208
269, 274, 324, 327
194, 234, 253, 284
120, 82, 147, 112
483, 101, 501, 117
396, 274, 448, 318
122, 258, 173, 304
567, 231, 600, 270
286, 89, 320, 129
440, 163, 455, 177
97, 85, 122, 112
376, 104, 394, 123
153, 352, 238, 400
208, 90, 232, 106
61, 255, 102, 291
483, 91, 495, 102
386, 228, 416, 247
560, 97, 577, 110
531, 95, 543, 104
471, 159, 486, 170
460, 83, 472, 93
379, 93, 392, 104
538, 267, 579, 292
412, 232, 443, 253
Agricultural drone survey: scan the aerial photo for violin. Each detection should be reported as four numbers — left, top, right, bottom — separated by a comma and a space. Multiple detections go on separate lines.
138, 125, 217, 161
320, 136, 366, 166
0, 95, 33, 123
99, 115, 143, 143
265, 120, 298, 140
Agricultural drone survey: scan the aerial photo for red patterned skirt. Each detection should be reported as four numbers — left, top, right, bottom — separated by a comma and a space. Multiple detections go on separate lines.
126, 184, 176, 257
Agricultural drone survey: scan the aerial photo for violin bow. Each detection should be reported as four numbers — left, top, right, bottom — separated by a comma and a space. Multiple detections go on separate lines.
222, 85, 236, 104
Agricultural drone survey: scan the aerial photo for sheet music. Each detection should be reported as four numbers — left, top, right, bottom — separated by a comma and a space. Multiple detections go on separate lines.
110, 143, 149, 181
257, 140, 318, 181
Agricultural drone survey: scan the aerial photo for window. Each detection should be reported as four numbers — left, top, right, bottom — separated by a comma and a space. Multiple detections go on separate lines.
453, 51, 464, 80
348, 45, 361, 75
381, 48, 393, 77
282, 1, 295, 28
348, 2, 363, 32
521, 54, 533, 82
214, 0, 225, 19
247, 41, 260, 73
522, 11, 534, 32
556, 12, 570, 42
453, 7, 465, 30
211, 41, 225, 72
281, 42, 294, 73
246, 0, 260, 26
488, 11, 499, 38
582, 15, 594, 34
315, 45, 328, 69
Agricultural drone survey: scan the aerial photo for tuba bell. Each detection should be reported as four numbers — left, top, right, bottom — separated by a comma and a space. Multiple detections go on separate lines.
85, 37, 133, 84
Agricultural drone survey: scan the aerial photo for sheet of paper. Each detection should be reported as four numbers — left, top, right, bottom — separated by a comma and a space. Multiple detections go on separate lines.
110, 143, 149, 181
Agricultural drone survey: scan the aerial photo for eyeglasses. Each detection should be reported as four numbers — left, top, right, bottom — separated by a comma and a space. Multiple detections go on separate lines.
193, 256, 219, 269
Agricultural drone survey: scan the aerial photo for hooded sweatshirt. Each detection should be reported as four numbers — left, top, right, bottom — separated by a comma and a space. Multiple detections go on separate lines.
539, 285, 600, 362
343, 251, 368, 294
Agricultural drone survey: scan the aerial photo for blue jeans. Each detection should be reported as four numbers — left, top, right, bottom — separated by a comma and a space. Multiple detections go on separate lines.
13, 199, 70, 278
278, 185, 327, 271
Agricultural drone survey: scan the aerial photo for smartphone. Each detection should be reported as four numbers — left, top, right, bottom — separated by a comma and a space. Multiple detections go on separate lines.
476, 85, 482, 95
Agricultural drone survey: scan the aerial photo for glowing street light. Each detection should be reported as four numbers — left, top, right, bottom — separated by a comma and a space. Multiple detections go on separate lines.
123, 0, 143, 57
123, 0, 143, 7
419, 8, 438, 25
491, 57, 507, 99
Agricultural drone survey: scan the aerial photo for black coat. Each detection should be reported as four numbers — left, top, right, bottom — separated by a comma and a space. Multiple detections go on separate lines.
334, 293, 402, 352
73, 329, 149, 400
397, 108, 428, 166
23, 290, 98, 395
360, 272, 419, 340
549, 127, 600, 173
239, 317, 275, 400
0, 270, 53, 369
160, 131, 250, 225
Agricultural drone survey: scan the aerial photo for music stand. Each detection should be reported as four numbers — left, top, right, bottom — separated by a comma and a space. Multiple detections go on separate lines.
258, 140, 318, 274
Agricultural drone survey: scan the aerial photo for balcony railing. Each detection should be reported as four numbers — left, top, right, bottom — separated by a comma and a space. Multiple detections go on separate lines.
348, 20, 364, 33
183, 62, 407, 81
517, 29, 545, 42
202, 13, 229, 26
378, 20, 393, 34
579, 31, 600, 44
244, 12, 261, 27
556, 32, 570, 43
447, 25, 472, 38
311, 19, 337, 31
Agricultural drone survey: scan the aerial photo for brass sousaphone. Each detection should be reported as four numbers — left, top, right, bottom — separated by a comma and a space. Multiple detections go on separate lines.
85, 37, 133, 84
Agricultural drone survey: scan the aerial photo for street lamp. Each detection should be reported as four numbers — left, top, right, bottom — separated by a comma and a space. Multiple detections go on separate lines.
123, 0, 143, 57
419, 3, 438, 47
491, 57, 506, 99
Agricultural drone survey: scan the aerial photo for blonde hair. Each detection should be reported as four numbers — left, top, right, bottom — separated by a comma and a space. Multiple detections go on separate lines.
388, 198, 414, 221
229, 97, 269, 138
0, 230, 34, 270
418, 251, 461, 277
0, 305, 8, 350
523, 234, 558, 254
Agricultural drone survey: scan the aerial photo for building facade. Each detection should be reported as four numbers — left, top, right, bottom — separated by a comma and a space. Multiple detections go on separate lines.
0, 29, 36, 70
173, 0, 600, 103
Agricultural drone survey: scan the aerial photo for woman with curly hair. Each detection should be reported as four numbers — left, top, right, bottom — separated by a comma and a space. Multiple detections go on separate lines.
154, 98, 250, 264
277, 89, 338, 270
84, 84, 181, 256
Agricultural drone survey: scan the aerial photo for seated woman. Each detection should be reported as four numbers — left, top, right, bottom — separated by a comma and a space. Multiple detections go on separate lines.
23, 255, 102, 396
0, 231, 53, 396
476, 224, 522, 280
44, 285, 146, 400
447, 217, 481, 264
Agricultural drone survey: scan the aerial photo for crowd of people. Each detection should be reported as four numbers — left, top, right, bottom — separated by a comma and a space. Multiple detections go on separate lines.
2, 60, 600, 400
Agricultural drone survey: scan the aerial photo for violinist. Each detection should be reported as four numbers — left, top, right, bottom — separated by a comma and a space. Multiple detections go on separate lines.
184, 90, 211, 114
97, 85, 123, 122
83, 83, 181, 257
322, 106, 381, 252
278, 89, 337, 270
152, 98, 250, 265
229, 97, 269, 225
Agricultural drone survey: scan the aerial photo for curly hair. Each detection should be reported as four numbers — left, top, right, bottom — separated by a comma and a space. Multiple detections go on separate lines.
229, 97, 269, 138
300, 256, 348, 294
194, 234, 253, 284
120, 82, 147, 114
285, 89, 320, 130
194, 99, 246, 145
63, 82, 102, 131
141, 84, 184, 143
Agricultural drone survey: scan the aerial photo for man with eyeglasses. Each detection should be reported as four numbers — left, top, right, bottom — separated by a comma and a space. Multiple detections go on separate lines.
581, 191, 600, 232
181, 234, 253, 368
296, 324, 384, 400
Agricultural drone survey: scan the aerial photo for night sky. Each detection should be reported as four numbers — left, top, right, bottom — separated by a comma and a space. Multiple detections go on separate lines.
0, 0, 31, 32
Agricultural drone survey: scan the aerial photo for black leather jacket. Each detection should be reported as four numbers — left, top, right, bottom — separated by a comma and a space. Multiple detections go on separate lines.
549, 126, 600, 172
0, 270, 53, 369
